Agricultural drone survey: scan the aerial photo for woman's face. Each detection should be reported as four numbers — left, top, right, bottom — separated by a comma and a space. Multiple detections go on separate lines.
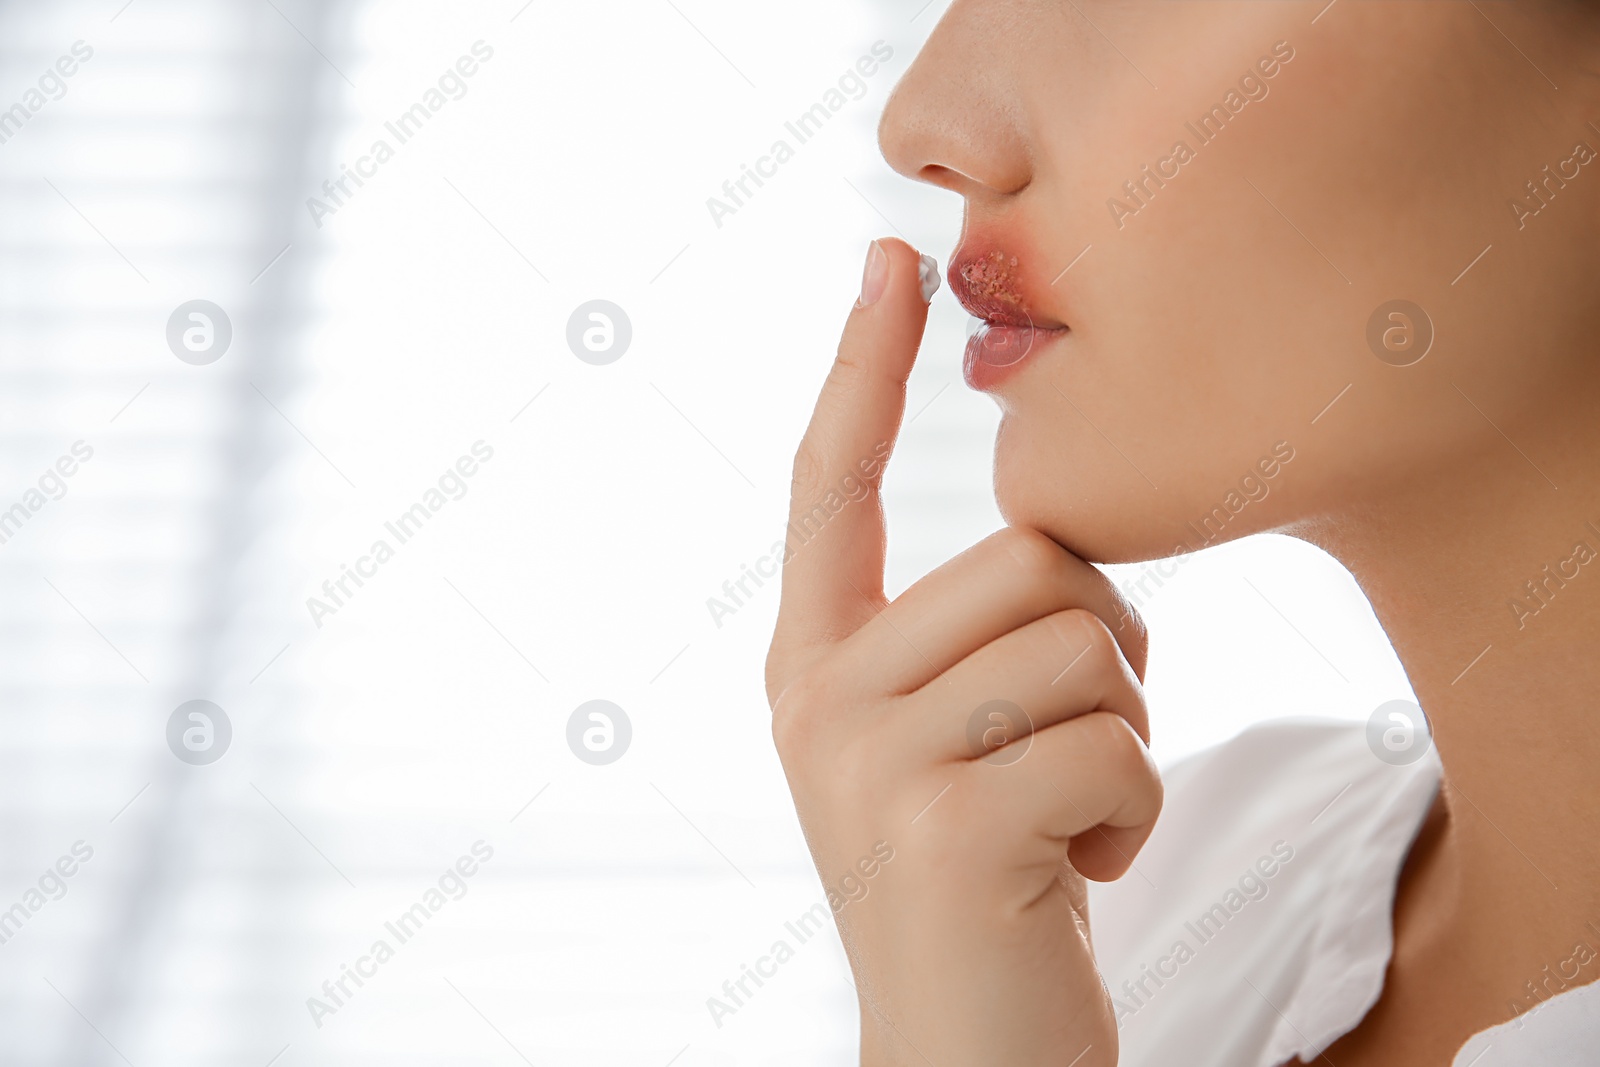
880, 1, 1600, 564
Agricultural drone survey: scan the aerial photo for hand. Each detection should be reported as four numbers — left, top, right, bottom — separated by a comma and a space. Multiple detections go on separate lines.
766, 238, 1162, 1066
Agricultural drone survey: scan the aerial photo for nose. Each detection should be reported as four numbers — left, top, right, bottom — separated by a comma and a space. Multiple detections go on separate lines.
877, 3, 1034, 199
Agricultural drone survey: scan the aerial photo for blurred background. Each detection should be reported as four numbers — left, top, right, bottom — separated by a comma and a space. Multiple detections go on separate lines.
0, 1, 1413, 1063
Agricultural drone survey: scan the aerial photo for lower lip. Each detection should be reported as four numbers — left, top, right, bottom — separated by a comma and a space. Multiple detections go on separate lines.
963, 323, 1067, 391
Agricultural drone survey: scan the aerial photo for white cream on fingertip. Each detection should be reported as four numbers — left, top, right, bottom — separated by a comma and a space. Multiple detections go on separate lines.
918, 254, 940, 304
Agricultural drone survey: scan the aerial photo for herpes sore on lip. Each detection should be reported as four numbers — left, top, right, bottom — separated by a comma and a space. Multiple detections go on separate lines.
951, 249, 1031, 325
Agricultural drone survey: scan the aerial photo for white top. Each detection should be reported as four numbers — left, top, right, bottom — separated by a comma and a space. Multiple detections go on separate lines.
1087, 718, 1599, 1066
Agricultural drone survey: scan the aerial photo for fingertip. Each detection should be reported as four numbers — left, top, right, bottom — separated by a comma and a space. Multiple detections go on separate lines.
857, 239, 890, 307
861, 237, 936, 309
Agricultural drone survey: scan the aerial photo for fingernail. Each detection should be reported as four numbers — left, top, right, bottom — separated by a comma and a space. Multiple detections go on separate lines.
858, 240, 889, 307
917, 254, 940, 304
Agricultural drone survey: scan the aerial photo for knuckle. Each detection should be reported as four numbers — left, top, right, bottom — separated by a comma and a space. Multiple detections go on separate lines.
765, 633, 820, 711
769, 665, 855, 768
832, 727, 894, 801
770, 670, 826, 753
831, 335, 903, 396
763, 644, 792, 712
822, 350, 880, 415
1051, 608, 1116, 668
1108, 586, 1145, 634
991, 526, 1064, 581
1092, 713, 1140, 771
770, 704, 810, 766
830, 344, 872, 384
772, 683, 902, 812
1090, 713, 1159, 796
789, 439, 828, 500
769, 700, 794, 753
1105, 590, 1151, 674
770, 695, 814, 769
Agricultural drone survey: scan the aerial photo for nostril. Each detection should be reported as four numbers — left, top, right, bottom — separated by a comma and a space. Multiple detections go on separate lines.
909, 158, 1031, 200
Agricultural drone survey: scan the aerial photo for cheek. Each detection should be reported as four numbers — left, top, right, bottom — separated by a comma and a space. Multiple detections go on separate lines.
1004, 1, 1598, 556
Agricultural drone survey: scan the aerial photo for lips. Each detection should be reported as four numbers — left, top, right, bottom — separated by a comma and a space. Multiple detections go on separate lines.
948, 247, 1067, 391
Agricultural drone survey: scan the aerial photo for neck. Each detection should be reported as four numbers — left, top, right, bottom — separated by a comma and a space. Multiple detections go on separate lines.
1300, 409, 1600, 1014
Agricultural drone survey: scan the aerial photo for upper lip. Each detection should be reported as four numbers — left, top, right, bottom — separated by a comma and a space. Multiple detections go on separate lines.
947, 243, 1068, 331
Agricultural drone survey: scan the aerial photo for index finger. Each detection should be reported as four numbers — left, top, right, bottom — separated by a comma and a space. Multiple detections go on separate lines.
767, 238, 939, 696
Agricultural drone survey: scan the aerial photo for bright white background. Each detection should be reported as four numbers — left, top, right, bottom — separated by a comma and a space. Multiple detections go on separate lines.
0, 1, 1412, 1063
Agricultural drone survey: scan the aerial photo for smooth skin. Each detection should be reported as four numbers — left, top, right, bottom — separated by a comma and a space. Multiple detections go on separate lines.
770, 2, 1600, 1065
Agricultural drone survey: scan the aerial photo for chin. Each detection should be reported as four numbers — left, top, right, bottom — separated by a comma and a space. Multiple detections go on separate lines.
991, 413, 1198, 567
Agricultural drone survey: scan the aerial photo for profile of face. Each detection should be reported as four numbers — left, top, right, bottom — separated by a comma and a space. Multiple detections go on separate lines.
879, 1, 1600, 564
